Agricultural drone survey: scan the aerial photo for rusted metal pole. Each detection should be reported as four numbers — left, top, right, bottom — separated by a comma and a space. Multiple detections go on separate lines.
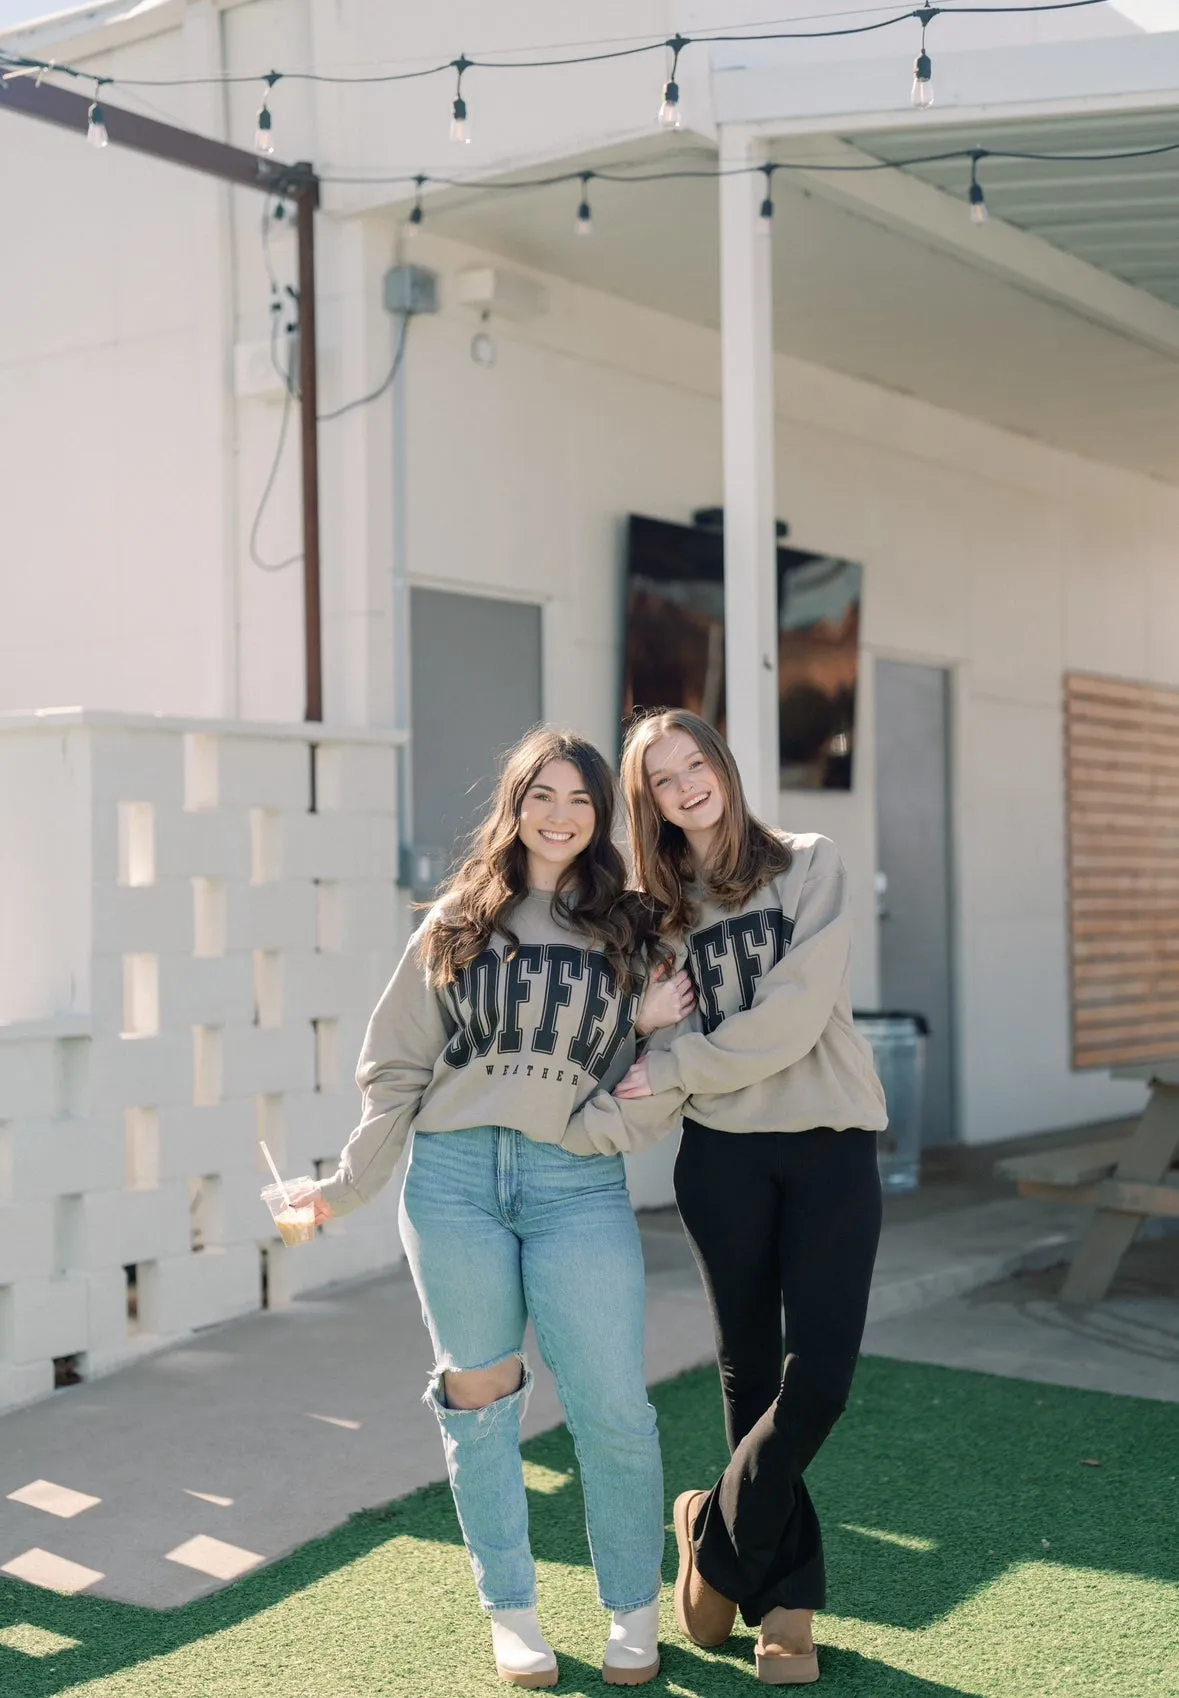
295, 177, 323, 723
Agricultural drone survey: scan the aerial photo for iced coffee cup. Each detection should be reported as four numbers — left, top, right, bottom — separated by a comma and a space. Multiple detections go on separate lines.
262, 1179, 318, 1246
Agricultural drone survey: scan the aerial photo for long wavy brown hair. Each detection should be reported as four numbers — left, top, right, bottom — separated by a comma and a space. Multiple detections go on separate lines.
621, 708, 791, 936
420, 727, 661, 989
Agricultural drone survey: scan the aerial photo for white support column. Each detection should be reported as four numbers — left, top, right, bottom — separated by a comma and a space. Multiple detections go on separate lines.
719, 126, 779, 820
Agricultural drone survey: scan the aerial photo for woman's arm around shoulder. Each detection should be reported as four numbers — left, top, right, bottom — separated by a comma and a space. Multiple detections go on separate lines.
641, 835, 852, 1099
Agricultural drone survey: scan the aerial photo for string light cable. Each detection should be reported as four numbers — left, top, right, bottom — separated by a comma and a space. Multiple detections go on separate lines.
250, 203, 414, 573
249, 315, 301, 573
316, 136, 1179, 229
24, 0, 1163, 564
0, 0, 1092, 93
0, 0, 1118, 147
317, 310, 411, 423
261, 195, 301, 393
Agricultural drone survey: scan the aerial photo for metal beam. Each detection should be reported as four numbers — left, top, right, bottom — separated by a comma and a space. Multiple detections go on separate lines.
296, 189, 323, 724
0, 71, 324, 721
0, 69, 310, 194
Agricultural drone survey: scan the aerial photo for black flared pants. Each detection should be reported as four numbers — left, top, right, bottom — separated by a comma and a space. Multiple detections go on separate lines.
674, 1120, 882, 1625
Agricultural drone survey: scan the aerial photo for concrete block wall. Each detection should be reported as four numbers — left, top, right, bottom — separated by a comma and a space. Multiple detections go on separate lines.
0, 713, 410, 1414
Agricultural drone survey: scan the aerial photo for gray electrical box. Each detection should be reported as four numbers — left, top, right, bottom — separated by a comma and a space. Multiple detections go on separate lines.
384, 264, 439, 317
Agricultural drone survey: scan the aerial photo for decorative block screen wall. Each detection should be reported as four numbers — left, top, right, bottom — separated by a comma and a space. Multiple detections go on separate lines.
1065, 672, 1179, 1070
0, 713, 410, 1414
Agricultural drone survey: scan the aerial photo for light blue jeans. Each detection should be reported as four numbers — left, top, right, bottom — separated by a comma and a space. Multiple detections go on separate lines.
398, 1127, 663, 1614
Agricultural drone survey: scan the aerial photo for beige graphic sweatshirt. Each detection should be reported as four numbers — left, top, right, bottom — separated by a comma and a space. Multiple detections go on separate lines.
318, 890, 683, 1215
642, 833, 888, 1135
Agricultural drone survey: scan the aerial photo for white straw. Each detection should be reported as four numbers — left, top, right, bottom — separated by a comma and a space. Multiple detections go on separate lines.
259, 1140, 288, 1205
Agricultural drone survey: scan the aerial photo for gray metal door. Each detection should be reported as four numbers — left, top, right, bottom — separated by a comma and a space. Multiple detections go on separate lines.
874, 660, 956, 1145
409, 588, 543, 883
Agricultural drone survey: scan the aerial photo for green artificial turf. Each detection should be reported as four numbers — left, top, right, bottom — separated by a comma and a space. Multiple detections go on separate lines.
1, 1357, 1176, 1697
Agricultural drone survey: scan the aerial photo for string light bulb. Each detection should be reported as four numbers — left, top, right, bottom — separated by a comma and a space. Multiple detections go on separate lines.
911, 12, 934, 108
758, 164, 775, 234
576, 173, 593, 237
86, 93, 108, 149
255, 71, 280, 155
406, 175, 425, 238
451, 55, 471, 143
659, 33, 688, 130
969, 152, 989, 225
471, 309, 496, 367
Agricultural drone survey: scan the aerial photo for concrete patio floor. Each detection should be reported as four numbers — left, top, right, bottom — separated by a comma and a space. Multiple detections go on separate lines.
863, 1230, 1179, 1404
1, 1137, 1175, 1612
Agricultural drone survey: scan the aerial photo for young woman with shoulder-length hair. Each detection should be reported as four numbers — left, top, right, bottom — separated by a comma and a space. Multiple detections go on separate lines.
615, 708, 887, 1687
298, 727, 691, 1690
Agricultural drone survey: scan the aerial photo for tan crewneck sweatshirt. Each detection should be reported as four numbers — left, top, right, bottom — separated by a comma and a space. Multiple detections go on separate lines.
318, 890, 683, 1214
641, 833, 887, 1135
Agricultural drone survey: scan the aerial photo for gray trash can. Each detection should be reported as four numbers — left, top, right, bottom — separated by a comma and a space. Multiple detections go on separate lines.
853, 1011, 929, 1194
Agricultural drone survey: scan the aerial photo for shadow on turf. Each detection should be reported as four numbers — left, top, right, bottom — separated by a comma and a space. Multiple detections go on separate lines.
807, 1356, 1179, 1633
0, 1489, 440, 1698
652, 1359, 1179, 1635
518, 1643, 983, 1695
1, 1360, 1174, 1695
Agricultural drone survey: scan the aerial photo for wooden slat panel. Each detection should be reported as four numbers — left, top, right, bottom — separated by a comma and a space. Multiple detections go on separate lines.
1074, 938, 1179, 962
1075, 1005, 1179, 1032
1066, 671, 1179, 1070
1068, 702, 1179, 735
1072, 813, 1179, 831
1072, 895, 1179, 914
1073, 838, 1179, 856
1073, 978, 1179, 998
1073, 880, 1179, 899
1069, 673, 1179, 713
1075, 1038, 1179, 1069
1076, 1037, 1179, 1063
1067, 696, 1179, 729
1075, 966, 1179, 991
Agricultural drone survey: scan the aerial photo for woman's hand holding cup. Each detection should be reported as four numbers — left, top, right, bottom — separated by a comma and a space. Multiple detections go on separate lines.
287, 1180, 334, 1227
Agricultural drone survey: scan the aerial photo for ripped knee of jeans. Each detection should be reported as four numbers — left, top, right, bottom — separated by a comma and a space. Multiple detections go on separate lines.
424, 1351, 533, 1433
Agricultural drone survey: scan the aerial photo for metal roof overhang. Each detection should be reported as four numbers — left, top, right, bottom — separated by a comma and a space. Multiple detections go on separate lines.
403, 32, 1179, 482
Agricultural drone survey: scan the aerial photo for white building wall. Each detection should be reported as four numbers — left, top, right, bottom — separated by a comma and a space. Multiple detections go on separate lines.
390, 227, 1172, 1144
3, 188, 1172, 1145
0, 0, 1171, 1185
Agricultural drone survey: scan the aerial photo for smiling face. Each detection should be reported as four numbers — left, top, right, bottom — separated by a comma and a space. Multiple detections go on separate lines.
644, 730, 728, 847
516, 758, 597, 889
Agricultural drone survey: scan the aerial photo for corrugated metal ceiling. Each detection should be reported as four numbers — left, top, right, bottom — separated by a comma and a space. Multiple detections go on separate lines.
850, 108, 1179, 309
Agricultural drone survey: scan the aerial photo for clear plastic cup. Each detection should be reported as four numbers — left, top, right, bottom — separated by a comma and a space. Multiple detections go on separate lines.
261, 1180, 318, 1246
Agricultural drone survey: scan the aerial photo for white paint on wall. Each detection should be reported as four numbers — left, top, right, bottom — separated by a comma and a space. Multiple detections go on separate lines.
1, 1, 1172, 1171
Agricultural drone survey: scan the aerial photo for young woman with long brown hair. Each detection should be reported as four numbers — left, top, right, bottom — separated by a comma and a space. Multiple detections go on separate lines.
615, 708, 887, 1687
297, 728, 690, 1689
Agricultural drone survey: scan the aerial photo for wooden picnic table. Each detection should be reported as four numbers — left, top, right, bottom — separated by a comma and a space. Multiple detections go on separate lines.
994, 1063, 1179, 1304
